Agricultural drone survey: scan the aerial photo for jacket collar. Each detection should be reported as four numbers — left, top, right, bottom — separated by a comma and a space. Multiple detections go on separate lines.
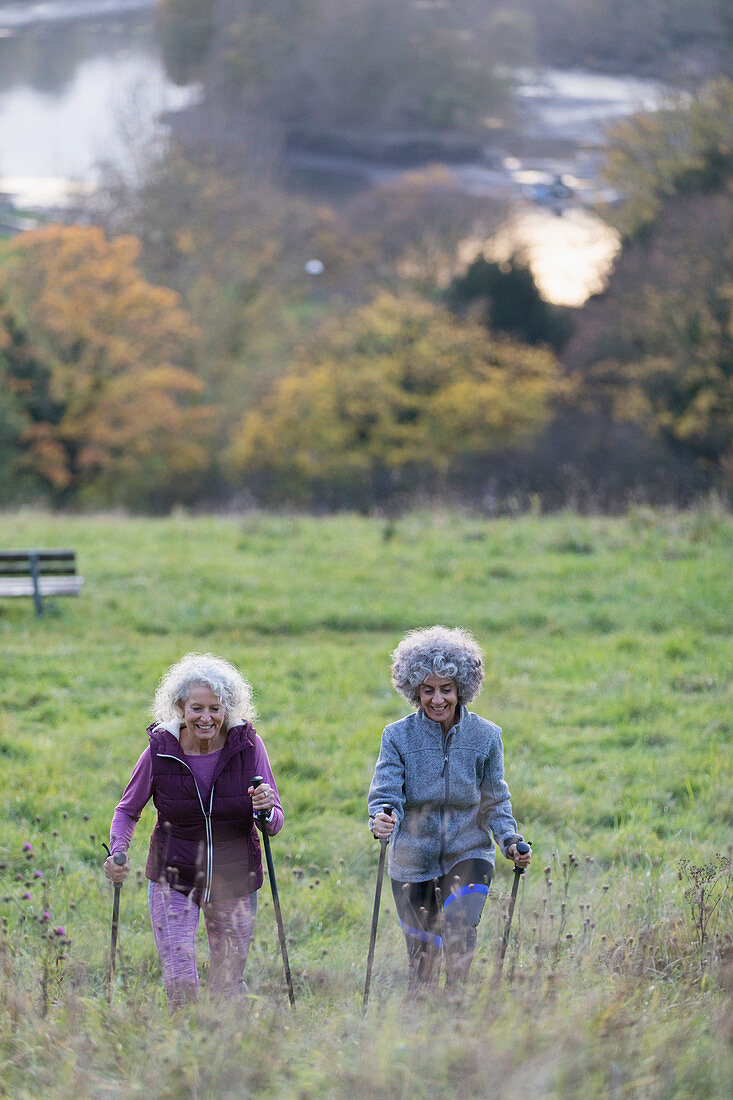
416, 704, 466, 737
148, 719, 255, 754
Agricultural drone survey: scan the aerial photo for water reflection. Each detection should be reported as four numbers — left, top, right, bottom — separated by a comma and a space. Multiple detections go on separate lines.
0, 14, 150, 96
481, 207, 620, 306
515, 67, 662, 144
0, 8, 197, 202
0, 0, 151, 30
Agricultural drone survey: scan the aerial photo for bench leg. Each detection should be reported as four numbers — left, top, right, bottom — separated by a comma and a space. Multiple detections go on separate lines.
29, 553, 43, 615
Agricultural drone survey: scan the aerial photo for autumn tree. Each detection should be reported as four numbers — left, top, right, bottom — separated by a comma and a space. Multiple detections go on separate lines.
0, 225, 210, 507
228, 292, 568, 507
342, 167, 505, 291
0, 311, 36, 503
188, 0, 524, 142
91, 142, 389, 423
555, 77, 733, 493
446, 253, 572, 350
563, 186, 733, 473
601, 78, 733, 239
156, 0, 217, 85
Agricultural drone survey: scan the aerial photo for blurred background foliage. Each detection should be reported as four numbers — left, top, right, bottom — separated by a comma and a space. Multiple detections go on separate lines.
0, 0, 731, 513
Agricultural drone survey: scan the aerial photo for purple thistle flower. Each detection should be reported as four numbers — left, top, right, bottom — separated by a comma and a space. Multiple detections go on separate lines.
22, 842, 33, 852
42, 911, 51, 921
53, 926, 66, 937
34, 870, 44, 879
22, 891, 32, 900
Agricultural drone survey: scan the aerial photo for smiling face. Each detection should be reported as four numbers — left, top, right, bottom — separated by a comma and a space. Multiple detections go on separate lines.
418, 674, 458, 732
180, 682, 227, 754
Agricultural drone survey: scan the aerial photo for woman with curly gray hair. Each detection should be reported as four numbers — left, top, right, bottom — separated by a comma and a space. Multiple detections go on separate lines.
104, 653, 283, 1007
368, 625, 530, 993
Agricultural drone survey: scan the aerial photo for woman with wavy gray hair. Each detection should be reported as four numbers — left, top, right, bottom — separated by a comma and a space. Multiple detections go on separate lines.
104, 652, 283, 1007
368, 625, 530, 993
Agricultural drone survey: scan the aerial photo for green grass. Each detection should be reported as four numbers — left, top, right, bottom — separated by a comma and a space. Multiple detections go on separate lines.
0, 506, 731, 1098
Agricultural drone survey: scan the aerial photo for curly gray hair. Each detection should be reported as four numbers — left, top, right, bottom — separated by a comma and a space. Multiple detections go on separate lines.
152, 652, 256, 725
391, 625, 484, 707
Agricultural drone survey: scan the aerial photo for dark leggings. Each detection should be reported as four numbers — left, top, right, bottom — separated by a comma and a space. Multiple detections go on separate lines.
391, 858, 493, 988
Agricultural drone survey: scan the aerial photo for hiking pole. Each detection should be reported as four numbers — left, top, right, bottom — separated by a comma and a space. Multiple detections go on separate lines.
492, 841, 531, 988
104, 848, 127, 1002
251, 776, 296, 1008
362, 804, 393, 1014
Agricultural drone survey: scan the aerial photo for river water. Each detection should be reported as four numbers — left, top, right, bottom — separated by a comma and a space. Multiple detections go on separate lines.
0, 0, 663, 304
0, 0, 196, 205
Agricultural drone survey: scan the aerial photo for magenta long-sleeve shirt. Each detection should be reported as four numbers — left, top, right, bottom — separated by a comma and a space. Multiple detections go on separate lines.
109, 732, 284, 855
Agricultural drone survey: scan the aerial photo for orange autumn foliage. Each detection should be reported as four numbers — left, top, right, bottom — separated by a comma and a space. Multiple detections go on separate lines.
1, 225, 210, 503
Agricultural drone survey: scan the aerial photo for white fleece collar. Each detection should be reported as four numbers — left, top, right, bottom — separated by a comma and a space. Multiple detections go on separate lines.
154, 718, 248, 742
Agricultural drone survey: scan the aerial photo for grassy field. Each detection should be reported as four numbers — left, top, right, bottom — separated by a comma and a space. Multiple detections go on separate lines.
0, 506, 731, 1098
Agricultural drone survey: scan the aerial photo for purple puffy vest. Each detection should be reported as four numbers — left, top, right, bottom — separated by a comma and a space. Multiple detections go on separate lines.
145, 722, 263, 904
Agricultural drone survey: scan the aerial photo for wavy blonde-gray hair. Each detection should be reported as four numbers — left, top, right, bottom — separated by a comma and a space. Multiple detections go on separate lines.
391, 625, 484, 707
152, 652, 256, 725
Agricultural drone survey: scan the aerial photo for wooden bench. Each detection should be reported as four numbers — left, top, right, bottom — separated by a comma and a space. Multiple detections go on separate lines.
0, 550, 84, 615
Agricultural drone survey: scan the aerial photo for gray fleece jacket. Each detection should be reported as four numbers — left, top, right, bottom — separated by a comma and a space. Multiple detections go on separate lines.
367, 706, 522, 882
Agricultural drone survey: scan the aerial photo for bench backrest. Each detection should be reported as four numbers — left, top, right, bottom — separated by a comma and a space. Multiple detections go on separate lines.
0, 550, 81, 615
0, 550, 78, 576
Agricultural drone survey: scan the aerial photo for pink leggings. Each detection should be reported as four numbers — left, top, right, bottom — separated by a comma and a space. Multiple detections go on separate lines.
148, 881, 257, 1007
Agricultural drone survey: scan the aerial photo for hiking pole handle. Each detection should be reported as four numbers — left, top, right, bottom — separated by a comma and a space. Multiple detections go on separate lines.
113, 855, 126, 893
251, 775, 269, 820
102, 845, 127, 865
513, 841, 531, 876
103, 844, 127, 887
374, 804, 394, 841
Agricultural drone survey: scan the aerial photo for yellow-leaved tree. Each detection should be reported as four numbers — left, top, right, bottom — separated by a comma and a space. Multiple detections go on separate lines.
0, 225, 211, 506
228, 292, 569, 506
